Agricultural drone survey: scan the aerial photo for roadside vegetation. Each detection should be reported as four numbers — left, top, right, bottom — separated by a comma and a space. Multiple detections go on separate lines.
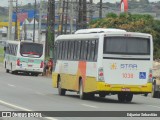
89, 13, 160, 59
0, 47, 4, 63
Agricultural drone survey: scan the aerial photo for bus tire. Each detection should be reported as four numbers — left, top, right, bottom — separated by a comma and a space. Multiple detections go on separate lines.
32, 73, 38, 76
10, 64, 14, 74
58, 77, 66, 96
5, 62, 6, 69
6, 69, 9, 73
99, 93, 106, 98
118, 93, 126, 102
79, 80, 87, 100
34, 73, 39, 76
88, 93, 95, 100
125, 93, 133, 102
152, 81, 159, 98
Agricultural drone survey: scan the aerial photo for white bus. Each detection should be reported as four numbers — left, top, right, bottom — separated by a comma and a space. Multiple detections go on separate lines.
52, 28, 153, 102
4, 40, 45, 76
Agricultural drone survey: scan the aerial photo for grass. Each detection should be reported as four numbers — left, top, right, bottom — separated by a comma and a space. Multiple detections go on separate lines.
0, 47, 4, 63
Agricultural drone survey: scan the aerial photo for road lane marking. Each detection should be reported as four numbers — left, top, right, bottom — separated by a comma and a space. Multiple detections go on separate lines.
81, 104, 98, 108
35, 92, 45, 96
0, 99, 31, 111
0, 99, 58, 120
147, 105, 160, 109
7, 84, 16, 87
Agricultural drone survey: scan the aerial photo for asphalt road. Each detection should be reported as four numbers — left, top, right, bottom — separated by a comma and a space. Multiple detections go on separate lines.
0, 65, 160, 120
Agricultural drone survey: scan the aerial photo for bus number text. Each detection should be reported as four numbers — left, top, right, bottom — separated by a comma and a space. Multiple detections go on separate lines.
123, 73, 134, 78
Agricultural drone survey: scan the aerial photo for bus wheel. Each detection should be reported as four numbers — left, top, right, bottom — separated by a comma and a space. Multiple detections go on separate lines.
99, 93, 106, 98
33, 73, 39, 76
79, 80, 87, 100
88, 93, 95, 100
58, 77, 66, 96
6, 69, 9, 73
118, 93, 126, 102
10, 64, 14, 74
152, 81, 159, 98
125, 93, 133, 102
5, 62, 6, 69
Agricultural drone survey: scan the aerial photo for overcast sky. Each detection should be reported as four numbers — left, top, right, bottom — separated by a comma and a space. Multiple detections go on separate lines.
0, 0, 160, 7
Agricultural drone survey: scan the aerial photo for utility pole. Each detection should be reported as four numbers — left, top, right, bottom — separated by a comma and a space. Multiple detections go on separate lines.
46, 0, 55, 56
61, 0, 65, 34
24, 19, 27, 40
8, 0, 13, 40
83, 0, 87, 29
89, 0, 93, 22
33, 0, 36, 43
99, 0, 102, 19
38, 0, 42, 43
70, 0, 74, 34
78, 0, 82, 30
58, 0, 63, 35
64, 0, 69, 34
14, 0, 18, 40
77, 0, 87, 29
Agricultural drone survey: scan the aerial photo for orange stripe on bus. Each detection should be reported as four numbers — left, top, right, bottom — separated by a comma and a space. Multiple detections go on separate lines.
76, 61, 87, 88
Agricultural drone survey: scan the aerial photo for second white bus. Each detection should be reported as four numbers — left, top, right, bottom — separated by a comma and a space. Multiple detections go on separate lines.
4, 40, 45, 76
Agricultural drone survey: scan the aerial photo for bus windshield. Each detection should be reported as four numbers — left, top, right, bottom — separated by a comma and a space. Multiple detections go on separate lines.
20, 43, 43, 58
103, 37, 150, 55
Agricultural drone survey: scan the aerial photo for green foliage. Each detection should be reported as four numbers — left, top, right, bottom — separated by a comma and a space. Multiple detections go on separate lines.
89, 13, 160, 59
0, 47, 4, 63
106, 13, 118, 18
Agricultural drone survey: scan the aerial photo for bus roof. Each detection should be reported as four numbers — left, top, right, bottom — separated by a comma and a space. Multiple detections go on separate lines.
75, 28, 126, 34
56, 31, 152, 41
4, 40, 42, 44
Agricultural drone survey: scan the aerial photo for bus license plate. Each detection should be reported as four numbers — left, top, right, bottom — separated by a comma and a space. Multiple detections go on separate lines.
28, 65, 33, 67
122, 88, 130, 91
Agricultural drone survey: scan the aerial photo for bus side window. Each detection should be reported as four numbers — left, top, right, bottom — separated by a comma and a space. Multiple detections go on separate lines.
90, 40, 95, 61
77, 41, 81, 60
64, 41, 68, 60
12, 45, 14, 55
11, 44, 14, 55
84, 40, 88, 60
59, 41, 62, 59
62, 41, 65, 59
8, 44, 11, 55
13, 45, 16, 56
87, 41, 92, 61
67, 41, 71, 60
74, 41, 78, 60
57, 41, 60, 59
15, 45, 18, 55
94, 40, 98, 61
70, 41, 75, 60
80, 41, 85, 60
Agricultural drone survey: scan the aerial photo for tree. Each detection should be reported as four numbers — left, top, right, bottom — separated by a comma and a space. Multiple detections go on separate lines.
89, 13, 160, 59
